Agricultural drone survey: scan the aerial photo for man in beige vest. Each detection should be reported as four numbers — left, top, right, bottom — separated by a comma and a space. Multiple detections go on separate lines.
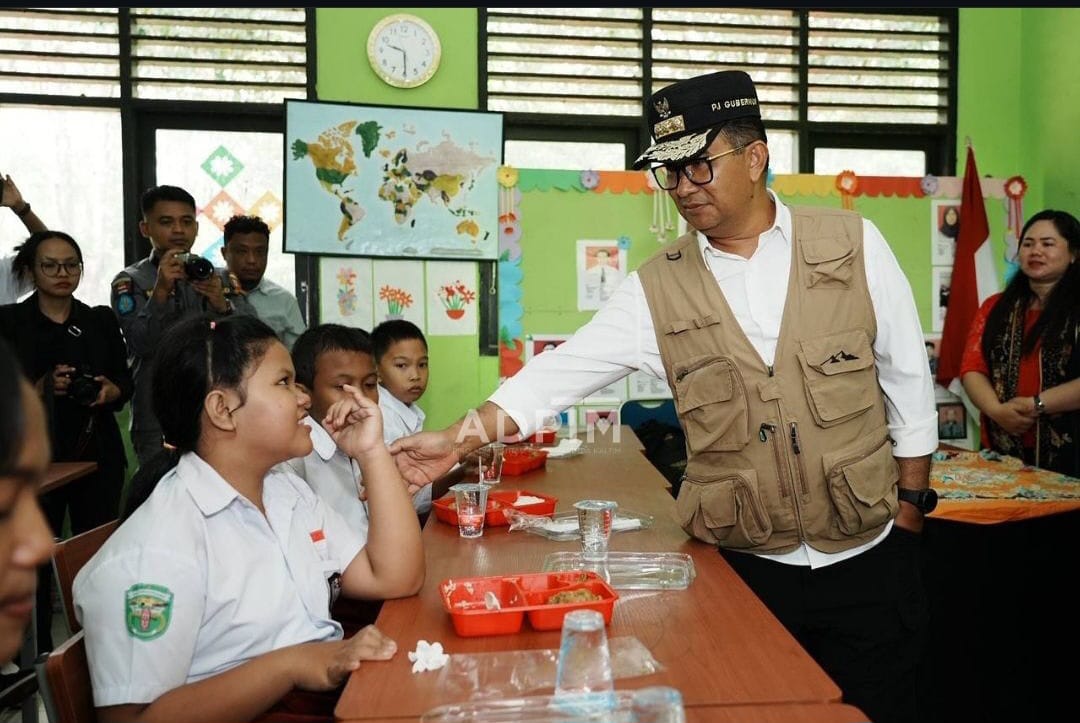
390, 70, 937, 723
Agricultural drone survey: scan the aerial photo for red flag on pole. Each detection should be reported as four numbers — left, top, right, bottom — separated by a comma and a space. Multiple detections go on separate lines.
936, 145, 996, 388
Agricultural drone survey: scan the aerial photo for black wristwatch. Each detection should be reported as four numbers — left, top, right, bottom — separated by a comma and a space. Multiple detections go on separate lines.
897, 487, 938, 514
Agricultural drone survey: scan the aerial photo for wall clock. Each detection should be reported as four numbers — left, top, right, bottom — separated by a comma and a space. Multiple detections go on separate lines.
367, 13, 442, 89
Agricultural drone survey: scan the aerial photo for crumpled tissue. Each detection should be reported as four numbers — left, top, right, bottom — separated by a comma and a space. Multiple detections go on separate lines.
409, 640, 450, 673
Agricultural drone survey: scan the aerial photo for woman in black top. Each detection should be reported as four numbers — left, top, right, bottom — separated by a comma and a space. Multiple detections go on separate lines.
0, 230, 132, 648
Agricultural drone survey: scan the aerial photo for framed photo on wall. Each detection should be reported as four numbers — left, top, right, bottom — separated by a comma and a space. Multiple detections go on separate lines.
285, 98, 503, 259
931, 199, 962, 266
937, 402, 967, 441
525, 333, 572, 360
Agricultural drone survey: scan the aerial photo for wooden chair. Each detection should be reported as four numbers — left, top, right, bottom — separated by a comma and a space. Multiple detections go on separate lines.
52, 519, 119, 635
36, 630, 95, 723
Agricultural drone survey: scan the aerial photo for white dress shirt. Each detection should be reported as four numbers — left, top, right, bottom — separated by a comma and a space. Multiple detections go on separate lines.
281, 416, 370, 542
379, 384, 433, 513
489, 191, 938, 568
74, 452, 364, 706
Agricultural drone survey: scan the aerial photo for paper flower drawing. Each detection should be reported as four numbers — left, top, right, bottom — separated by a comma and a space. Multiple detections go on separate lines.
437, 280, 476, 319
379, 285, 414, 319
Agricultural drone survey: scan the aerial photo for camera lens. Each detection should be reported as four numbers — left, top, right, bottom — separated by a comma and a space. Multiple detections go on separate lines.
181, 254, 214, 281
68, 373, 102, 406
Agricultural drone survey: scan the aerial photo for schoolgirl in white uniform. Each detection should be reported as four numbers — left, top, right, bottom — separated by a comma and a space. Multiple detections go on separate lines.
73, 315, 424, 723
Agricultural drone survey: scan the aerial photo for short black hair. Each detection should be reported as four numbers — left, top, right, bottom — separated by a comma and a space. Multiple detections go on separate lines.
140, 185, 196, 216
223, 215, 271, 245
292, 324, 373, 388
371, 319, 427, 362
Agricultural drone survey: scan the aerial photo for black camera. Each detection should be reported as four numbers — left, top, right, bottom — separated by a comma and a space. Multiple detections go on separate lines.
66, 369, 102, 406
175, 252, 214, 282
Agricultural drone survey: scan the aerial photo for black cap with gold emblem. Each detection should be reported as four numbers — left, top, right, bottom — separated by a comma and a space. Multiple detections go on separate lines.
633, 70, 761, 170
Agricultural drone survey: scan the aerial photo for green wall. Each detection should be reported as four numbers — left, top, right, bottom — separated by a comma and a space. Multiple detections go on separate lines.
1019, 8, 1080, 212
314, 8, 489, 430
315, 8, 1080, 426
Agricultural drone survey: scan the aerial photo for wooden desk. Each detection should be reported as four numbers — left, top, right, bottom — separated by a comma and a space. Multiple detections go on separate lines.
335, 427, 840, 720
42, 461, 98, 494
686, 702, 869, 722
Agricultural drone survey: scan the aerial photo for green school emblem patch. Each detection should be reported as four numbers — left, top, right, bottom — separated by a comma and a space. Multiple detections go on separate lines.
125, 584, 173, 640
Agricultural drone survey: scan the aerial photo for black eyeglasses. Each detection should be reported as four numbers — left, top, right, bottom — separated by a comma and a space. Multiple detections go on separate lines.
39, 261, 83, 277
650, 145, 747, 191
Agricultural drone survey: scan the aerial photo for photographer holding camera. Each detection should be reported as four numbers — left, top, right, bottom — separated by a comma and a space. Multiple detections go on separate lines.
0, 229, 133, 651
111, 185, 253, 465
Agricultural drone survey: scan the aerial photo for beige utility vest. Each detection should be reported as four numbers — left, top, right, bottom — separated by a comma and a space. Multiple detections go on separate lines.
638, 206, 899, 554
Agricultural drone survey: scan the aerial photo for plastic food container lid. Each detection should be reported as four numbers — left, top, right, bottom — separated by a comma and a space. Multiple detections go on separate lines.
542, 551, 697, 590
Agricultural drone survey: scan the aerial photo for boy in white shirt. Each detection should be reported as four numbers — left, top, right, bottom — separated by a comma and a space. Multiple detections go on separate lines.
372, 320, 465, 515
282, 324, 379, 539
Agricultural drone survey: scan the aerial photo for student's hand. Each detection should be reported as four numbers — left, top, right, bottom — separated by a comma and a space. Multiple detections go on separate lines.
293, 625, 397, 691
994, 398, 1037, 436
324, 385, 386, 458
388, 430, 459, 487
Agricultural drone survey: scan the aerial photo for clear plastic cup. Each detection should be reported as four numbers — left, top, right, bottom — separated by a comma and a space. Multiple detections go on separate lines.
631, 686, 686, 722
553, 609, 616, 715
450, 483, 489, 538
478, 442, 506, 485
573, 500, 618, 562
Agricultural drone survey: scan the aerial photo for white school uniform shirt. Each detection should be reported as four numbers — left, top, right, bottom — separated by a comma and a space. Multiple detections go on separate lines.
489, 191, 938, 570
73, 452, 364, 707
378, 384, 432, 513
280, 416, 370, 543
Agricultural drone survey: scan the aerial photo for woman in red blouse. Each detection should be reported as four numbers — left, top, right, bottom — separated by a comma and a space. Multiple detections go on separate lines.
960, 209, 1080, 475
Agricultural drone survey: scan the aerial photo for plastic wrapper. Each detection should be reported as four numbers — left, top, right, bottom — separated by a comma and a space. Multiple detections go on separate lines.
422, 689, 675, 722
433, 636, 663, 702
542, 551, 696, 590
505, 509, 654, 541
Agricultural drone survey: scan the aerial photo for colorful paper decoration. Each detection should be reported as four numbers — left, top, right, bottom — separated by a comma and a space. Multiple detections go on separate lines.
835, 170, 859, 210
1003, 175, 1028, 243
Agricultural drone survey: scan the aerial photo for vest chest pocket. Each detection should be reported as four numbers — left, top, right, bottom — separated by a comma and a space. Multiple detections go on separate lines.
801, 235, 854, 289
675, 467, 772, 548
823, 435, 899, 536
673, 356, 749, 453
797, 329, 877, 428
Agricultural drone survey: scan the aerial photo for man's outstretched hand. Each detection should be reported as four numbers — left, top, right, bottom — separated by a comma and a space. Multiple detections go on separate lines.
388, 430, 460, 488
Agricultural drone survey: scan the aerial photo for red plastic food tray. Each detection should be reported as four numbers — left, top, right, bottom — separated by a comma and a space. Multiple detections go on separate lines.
439, 571, 619, 637
432, 489, 558, 527
501, 446, 549, 476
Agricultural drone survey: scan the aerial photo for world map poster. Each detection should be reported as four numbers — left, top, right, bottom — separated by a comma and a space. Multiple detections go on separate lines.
285, 99, 502, 260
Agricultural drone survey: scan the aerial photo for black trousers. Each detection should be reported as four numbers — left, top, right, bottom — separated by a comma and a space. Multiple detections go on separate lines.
720, 526, 928, 723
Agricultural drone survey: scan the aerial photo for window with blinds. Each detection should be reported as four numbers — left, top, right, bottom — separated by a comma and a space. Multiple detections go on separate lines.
485, 8, 644, 117
651, 8, 800, 122
131, 7, 307, 103
485, 8, 955, 171
0, 7, 121, 97
0, 7, 308, 104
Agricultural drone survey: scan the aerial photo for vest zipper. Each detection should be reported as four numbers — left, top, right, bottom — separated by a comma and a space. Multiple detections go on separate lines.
790, 422, 809, 495
759, 422, 793, 499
